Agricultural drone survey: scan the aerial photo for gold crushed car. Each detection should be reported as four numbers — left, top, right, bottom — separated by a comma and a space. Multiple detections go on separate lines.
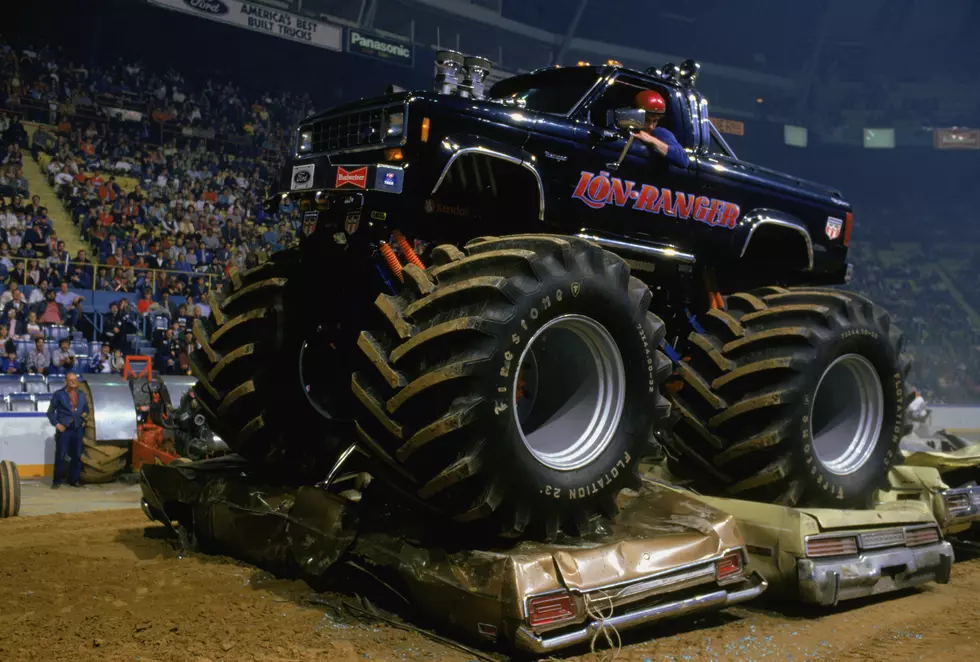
690, 492, 953, 606
876, 465, 980, 537
140, 463, 766, 654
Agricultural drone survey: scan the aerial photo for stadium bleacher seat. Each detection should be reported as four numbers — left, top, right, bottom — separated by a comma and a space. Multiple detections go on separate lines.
46, 325, 70, 341
15, 341, 30, 361
6, 393, 36, 412
46, 376, 65, 392
34, 392, 53, 411
70, 340, 88, 356
71, 331, 84, 341
153, 315, 169, 332
0, 376, 22, 396
23, 375, 47, 394
75, 356, 91, 373
89, 341, 102, 357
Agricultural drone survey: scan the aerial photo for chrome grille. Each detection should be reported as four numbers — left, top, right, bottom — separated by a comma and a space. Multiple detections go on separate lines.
304, 107, 392, 154
946, 492, 972, 516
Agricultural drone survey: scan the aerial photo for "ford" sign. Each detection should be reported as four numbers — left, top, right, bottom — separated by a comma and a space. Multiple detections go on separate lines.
184, 0, 229, 14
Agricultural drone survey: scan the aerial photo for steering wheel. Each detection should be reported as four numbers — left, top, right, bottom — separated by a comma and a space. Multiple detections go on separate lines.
140, 381, 163, 395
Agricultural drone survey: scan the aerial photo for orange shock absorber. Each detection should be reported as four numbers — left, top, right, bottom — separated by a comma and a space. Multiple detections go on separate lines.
393, 229, 425, 269
379, 241, 404, 281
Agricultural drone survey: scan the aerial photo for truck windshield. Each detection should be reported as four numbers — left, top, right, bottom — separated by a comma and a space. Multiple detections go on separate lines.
489, 68, 600, 116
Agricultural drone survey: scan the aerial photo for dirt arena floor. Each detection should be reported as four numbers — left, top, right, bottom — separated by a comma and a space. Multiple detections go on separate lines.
2, 497, 980, 661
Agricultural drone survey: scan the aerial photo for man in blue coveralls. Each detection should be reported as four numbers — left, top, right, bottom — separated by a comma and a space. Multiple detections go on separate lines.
46, 371, 89, 488
632, 90, 690, 169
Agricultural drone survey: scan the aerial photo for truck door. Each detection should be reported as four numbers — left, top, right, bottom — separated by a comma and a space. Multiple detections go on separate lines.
570, 76, 698, 254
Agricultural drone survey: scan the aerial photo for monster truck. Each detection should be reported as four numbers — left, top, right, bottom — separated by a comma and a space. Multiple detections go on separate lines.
190, 54, 912, 538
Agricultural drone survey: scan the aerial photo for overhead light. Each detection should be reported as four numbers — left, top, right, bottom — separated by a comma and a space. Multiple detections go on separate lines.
756, 97, 764, 104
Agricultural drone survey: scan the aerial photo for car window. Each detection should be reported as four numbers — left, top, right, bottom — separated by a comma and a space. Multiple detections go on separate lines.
489, 68, 600, 116
586, 76, 679, 136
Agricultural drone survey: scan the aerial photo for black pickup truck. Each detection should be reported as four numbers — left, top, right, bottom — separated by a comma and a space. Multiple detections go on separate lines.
191, 54, 912, 540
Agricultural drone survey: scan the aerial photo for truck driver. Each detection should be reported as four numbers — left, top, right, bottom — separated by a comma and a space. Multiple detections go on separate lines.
632, 90, 690, 169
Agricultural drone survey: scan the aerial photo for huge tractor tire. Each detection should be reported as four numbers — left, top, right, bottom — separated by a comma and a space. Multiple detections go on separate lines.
189, 249, 347, 479
1, 460, 21, 518
352, 235, 672, 539
664, 286, 914, 508
79, 381, 128, 484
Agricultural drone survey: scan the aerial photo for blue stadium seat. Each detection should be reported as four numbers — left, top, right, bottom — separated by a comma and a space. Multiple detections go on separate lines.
89, 341, 102, 356
35, 392, 53, 411
70, 341, 88, 356
15, 340, 30, 361
127, 357, 149, 376
23, 375, 47, 394
43, 339, 58, 353
76, 356, 91, 373
47, 325, 69, 341
71, 330, 84, 340
0, 375, 23, 396
46, 376, 65, 393
153, 315, 169, 331
6, 393, 36, 412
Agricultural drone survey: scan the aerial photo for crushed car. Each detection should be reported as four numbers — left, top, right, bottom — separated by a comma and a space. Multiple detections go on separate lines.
140, 461, 765, 654
690, 490, 953, 606
875, 465, 980, 538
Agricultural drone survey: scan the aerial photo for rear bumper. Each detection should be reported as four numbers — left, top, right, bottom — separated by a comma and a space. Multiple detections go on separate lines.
797, 541, 953, 605
513, 571, 767, 654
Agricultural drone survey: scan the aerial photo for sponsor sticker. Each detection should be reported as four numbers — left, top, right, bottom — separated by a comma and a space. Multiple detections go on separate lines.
571, 170, 741, 229
291, 164, 315, 190
825, 216, 843, 240
336, 166, 368, 189
345, 211, 361, 235
301, 210, 318, 237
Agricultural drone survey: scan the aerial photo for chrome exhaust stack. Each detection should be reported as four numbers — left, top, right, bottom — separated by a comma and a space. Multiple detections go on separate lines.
459, 56, 493, 100
434, 49, 465, 95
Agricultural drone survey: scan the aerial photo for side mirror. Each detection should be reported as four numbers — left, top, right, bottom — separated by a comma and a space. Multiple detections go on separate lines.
612, 107, 645, 131
603, 108, 645, 171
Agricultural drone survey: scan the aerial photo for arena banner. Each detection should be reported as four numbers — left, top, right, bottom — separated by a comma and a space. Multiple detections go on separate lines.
934, 128, 980, 150
346, 28, 413, 67
146, 0, 342, 51
712, 118, 745, 136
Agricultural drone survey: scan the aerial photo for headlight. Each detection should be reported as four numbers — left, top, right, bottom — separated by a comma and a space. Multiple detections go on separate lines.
386, 112, 404, 138
297, 129, 313, 153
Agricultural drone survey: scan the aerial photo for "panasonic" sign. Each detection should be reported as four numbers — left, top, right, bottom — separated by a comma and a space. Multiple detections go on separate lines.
348, 30, 413, 64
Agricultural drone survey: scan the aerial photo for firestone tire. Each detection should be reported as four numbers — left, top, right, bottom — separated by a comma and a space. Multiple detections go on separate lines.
664, 286, 913, 508
189, 250, 347, 480
1, 459, 21, 518
78, 381, 128, 484
352, 234, 672, 540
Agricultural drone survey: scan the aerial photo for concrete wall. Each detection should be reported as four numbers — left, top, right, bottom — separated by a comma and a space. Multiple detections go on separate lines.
0, 413, 56, 477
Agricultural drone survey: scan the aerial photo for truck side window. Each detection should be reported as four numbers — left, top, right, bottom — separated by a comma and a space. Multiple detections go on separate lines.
707, 124, 734, 158
588, 79, 678, 136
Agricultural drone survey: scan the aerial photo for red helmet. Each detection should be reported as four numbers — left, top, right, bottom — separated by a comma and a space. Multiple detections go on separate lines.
635, 90, 666, 115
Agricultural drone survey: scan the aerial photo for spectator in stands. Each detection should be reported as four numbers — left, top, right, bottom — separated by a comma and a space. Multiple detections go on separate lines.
110, 348, 124, 374
26, 336, 51, 375
102, 301, 123, 349
0, 323, 10, 353
19, 311, 41, 340
6, 259, 25, 284
46, 372, 89, 489
54, 281, 75, 308
38, 289, 64, 325
51, 338, 75, 375
1, 344, 20, 375
2, 287, 28, 320
27, 278, 48, 310
137, 289, 152, 315
3, 308, 23, 338
90, 343, 111, 374
0, 280, 18, 307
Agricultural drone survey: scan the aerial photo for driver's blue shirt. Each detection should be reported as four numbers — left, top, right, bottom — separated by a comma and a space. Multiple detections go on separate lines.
650, 127, 690, 169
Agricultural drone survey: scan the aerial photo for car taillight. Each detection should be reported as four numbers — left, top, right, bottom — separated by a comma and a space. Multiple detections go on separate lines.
905, 526, 940, 547
843, 211, 853, 246
527, 592, 577, 628
944, 492, 972, 516
805, 536, 858, 558
715, 551, 743, 581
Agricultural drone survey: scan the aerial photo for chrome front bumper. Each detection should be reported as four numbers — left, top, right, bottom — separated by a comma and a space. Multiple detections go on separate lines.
797, 541, 953, 606
514, 572, 767, 654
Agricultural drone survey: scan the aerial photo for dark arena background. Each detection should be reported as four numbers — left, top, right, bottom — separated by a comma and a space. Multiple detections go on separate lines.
1, 1, 980, 661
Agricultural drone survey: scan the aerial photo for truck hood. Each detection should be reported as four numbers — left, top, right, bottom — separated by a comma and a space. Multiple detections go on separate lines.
300, 89, 569, 133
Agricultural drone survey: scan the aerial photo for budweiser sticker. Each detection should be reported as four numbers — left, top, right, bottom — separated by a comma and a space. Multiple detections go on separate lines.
825, 216, 843, 240
336, 166, 368, 189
